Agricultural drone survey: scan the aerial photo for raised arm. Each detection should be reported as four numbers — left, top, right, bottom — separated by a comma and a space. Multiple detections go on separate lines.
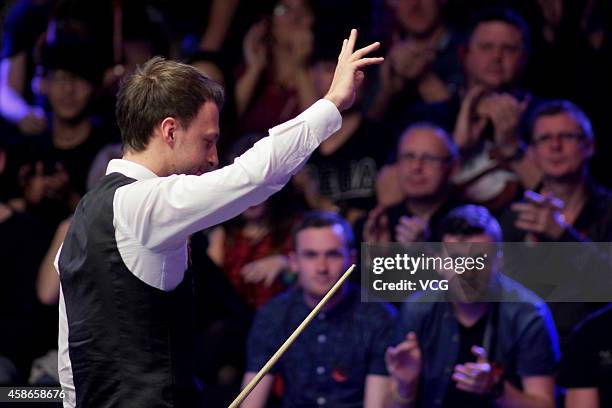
117, 29, 383, 251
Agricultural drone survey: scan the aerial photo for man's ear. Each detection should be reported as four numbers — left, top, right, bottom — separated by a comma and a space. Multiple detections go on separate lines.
159, 117, 178, 146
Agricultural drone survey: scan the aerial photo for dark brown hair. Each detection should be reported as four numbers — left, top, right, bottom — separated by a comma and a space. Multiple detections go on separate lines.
116, 56, 224, 152
292, 211, 354, 250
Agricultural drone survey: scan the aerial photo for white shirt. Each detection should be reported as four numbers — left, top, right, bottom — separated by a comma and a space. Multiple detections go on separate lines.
55, 99, 341, 407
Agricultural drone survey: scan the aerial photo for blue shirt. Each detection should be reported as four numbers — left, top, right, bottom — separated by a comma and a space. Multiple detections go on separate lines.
246, 284, 396, 408
395, 274, 559, 408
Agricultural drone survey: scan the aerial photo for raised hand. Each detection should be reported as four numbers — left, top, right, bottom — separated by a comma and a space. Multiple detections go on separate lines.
452, 346, 501, 395
240, 254, 289, 287
480, 93, 530, 157
243, 20, 268, 72
511, 190, 567, 240
17, 108, 47, 135
324, 29, 384, 111
395, 216, 429, 243
390, 40, 434, 81
363, 205, 391, 243
453, 86, 488, 151
385, 332, 422, 387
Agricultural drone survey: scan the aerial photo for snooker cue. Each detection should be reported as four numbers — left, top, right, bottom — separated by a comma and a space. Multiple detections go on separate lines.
227, 264, 356, 408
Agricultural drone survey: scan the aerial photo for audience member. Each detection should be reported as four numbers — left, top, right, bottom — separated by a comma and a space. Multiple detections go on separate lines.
386, 205, 558, 408
207, 187, 299, 309
14, 33, 111, 235
0, 144, 56, 383
499, 99, 612, 351
395, 8, 541, 211
363, 123, 461, 243
299, 43, 396, 223
234, 0, 318, 134
368, 0, 462, 121
501, 100, 612, 243
1, 0, 612, 399
242, 211, 396, 407
558, 303, 612, 408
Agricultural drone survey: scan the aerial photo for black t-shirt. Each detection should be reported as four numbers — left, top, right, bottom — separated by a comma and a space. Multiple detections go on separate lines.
21, 120, 112, 234
304, 116, 394, 213
498, 183, 612, 349
0, 210, 55, 382
443, 315, 490, 408
558, 304, 612, 408
25, 121, 111, 196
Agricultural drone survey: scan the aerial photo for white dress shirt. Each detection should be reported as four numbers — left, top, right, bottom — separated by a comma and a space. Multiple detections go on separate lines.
55, 99, 341, 407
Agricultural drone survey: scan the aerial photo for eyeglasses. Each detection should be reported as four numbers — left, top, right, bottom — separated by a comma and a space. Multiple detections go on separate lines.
398, 152, 451, 167
532, 132, 585, 146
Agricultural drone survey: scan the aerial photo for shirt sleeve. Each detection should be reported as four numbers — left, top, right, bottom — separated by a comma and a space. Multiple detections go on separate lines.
367, 304, 397, 375
114, 99, 341, 252
393, 297, 429, 345
515, 302, 560, 377
246, 302, 283, 374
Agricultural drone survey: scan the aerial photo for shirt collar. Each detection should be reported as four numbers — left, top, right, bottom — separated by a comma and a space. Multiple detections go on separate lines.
106, 159, 158, 181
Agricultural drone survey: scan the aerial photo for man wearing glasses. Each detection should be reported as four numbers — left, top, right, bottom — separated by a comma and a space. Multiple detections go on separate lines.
499, 99, 612, 350
501, 99, 612, 243
363, 123, 462, 243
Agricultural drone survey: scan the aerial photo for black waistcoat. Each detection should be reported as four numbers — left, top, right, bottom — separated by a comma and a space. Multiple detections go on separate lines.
59, 172, 197, 407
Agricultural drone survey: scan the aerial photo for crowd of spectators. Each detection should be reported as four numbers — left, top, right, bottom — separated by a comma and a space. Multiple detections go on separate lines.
1, 0, 611, 407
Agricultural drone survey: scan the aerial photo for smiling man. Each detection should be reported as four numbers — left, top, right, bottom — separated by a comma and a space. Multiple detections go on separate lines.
363, 123, 460, 244
242, 211, 396, 408
54, 29, 383, 407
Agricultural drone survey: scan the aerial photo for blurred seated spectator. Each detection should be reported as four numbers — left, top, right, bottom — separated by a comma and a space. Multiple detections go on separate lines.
363, 123, 462, 244
500, 100, 612, 243
297, 44, 396, 223
207, 134, 303, 309
234, 0, 318, 134
368, 0, 462, 121
33, 141, 123, 305
498, 99, 612, 352
207, 199, 297, 310
11, 32, 112, 235
93, 1, 170, 129
558, 303, 612, 408
0, 143, 56, 384
241, 211, 396, 407
399, 8, 542, 212
386, 205, 559, 408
